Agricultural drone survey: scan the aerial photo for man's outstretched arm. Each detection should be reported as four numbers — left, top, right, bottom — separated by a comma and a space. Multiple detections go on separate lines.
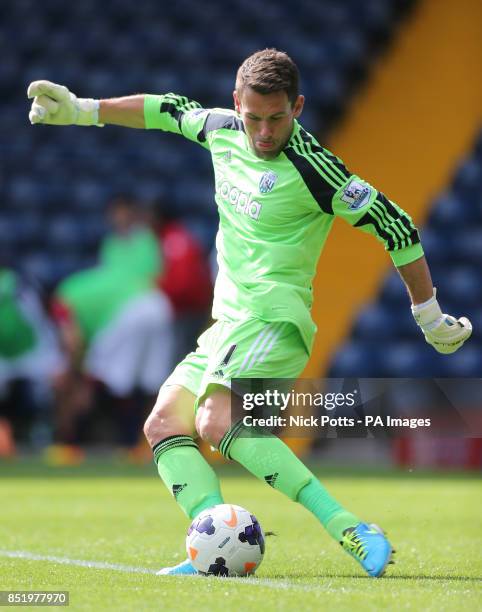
396, 255, 433, 305
321, 168, 473, 354
27, 80, 145, 128
99, 96, 145, 128
27, 81, 209, 147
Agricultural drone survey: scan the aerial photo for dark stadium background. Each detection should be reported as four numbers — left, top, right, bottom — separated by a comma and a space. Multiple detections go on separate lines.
0, 0, 481, 469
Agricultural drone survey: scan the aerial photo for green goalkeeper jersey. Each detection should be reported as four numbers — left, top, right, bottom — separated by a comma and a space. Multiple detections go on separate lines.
144, 94, 423, 353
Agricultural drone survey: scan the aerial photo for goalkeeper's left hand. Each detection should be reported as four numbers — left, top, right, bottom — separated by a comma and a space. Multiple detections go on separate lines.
411, 289, 472, 354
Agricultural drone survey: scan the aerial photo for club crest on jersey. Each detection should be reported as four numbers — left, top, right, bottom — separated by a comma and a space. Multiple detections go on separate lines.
259, 170, 277, 194
341, 179, 372, 210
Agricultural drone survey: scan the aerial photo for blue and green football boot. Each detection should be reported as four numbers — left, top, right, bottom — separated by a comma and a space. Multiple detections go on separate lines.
340, 523, 395, 577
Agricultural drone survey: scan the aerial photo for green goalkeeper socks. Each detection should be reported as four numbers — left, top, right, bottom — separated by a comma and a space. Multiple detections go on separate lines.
153, 432, 360, 541
153, 435, 223, 519
297, 478, 360, 541
220, 428, 359, 542
220, 428, 313, 500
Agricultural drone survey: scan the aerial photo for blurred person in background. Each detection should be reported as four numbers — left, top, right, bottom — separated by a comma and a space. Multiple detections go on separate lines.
147, 199, 213, 363
0, 265, 64, 456
50, 195, 173, 456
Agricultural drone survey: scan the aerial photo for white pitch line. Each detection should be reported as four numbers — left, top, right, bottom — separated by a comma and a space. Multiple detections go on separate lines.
0, 550, 158, 575
0, 550, 319, 591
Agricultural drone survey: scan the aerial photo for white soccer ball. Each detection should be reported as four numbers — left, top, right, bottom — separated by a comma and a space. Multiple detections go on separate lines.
186, 504, 265, 576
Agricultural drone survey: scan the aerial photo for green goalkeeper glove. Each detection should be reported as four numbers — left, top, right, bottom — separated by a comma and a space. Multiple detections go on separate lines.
27, 80, 102, 126
411, 289, 472, 354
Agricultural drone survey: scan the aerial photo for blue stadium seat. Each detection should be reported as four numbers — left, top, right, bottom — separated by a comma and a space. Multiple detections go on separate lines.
359, 0, 394, 31
353, 303, 419, 341
134, 180, 166, 204
452, 158, 481, 198
7, 175, 40, 208
0, 215, 18, 249
87, 70, 121, 98
19, 252, 56, 287
47, 216, 87, 250
334, 30, 367, 69
379, 271, 408, 307
443, 266, 481, 308
0, 56, 18, 92
81, 215, 109, 245
313, 70, 346, 107
442, 346, 482, 377
452, 229, 482, 266
71, 179, 110, 211
172, 179, 214, 215
382, 342, 446, 378
329, 342, 385, 377
428, 192, 478, 228
419, 227, 452, 266
20, 251, 90, 289
17, 213, 45, 248
352, 304, 399, 341
469, 309, 482, 341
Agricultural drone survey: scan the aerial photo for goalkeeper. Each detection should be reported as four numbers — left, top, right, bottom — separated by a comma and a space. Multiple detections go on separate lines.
28, 49, 472, 578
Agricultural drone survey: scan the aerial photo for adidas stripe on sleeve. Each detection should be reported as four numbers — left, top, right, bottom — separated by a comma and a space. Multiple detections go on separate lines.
144, 94, 245, 153
144, 93, 211, 149
286, 127, 424, 267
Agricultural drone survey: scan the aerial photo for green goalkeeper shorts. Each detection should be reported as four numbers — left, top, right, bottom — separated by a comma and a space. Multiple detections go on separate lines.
162, 318, 309, 409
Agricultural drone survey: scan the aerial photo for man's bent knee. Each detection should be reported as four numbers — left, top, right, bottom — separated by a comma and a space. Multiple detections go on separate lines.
195, 389, 231, 448
143, 384, 196, 447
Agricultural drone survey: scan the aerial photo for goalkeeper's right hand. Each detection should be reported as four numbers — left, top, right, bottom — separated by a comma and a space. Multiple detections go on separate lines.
27, 80, 102, 126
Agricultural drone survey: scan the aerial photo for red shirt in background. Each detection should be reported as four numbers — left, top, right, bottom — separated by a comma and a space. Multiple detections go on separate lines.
157, 222, 212, 315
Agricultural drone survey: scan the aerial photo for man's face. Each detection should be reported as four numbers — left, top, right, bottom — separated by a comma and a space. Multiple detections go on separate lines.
108, 200, 137, 234
233, 87, 304, 160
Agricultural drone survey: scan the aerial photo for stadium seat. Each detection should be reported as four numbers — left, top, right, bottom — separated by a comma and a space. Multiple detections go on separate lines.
452, 158, 481, 198
71, 179, 110, 211
352, 304, 399, 341
379, 271, 408, 307
443, 346, 482, 377
382, 342, 447, 378
452, 229, 482, 266
0, 216, 19, 249
443, 266, 481, 308
20, 252, 57, 288
418, 227, 452, 266
329, 342, 385, 377
47, 216, 89, 251
428, 192, 478, 228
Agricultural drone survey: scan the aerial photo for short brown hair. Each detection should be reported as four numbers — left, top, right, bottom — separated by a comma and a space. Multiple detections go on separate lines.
235, 48, 300, 106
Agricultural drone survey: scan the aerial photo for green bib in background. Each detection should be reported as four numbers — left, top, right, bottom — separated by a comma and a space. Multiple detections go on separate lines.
0, 270, 36, 358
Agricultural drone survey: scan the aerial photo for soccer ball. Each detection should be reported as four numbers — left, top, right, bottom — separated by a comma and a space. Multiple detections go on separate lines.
186, 504, 265, 576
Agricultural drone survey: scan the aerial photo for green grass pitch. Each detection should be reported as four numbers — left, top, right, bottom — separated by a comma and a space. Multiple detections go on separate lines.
0, 459, 480, 611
